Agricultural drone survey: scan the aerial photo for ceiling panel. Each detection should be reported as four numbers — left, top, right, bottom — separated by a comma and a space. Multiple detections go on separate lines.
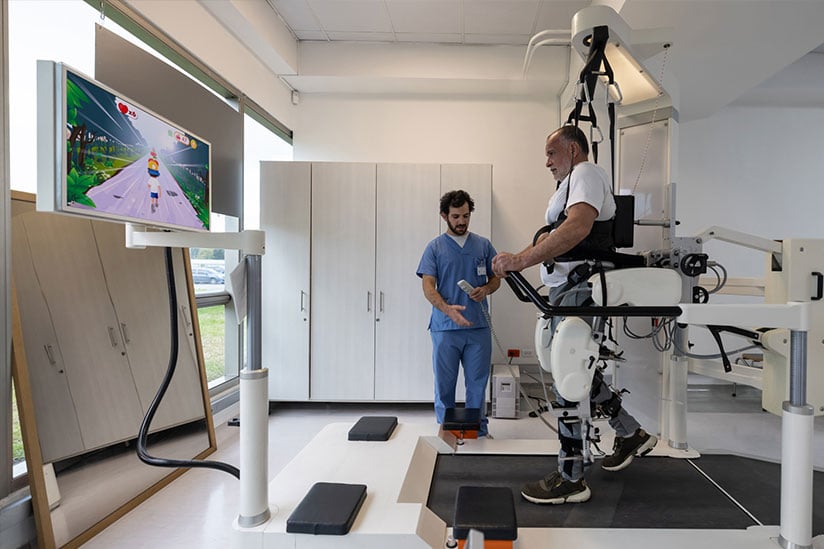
534, 1, 589, 31
269, 0, 320, 31
464, 0, 540, 35
384, 0, 462, 34
307, 0, 393, 32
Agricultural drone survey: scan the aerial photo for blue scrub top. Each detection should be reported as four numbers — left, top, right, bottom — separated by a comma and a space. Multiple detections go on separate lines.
417, 232, 497, 331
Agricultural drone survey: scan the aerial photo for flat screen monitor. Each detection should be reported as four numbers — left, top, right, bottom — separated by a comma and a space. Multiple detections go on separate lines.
37, 61, 211, 232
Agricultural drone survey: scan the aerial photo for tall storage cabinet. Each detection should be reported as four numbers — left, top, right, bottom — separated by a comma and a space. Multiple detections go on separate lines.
260, 162, 311, 400
310, 163, 377, 400
374, 164, 441, 400
260, 162, 491, 402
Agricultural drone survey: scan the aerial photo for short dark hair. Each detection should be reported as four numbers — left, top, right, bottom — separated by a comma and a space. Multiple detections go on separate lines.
549, 125, 590, 157
440, 190, 475, 215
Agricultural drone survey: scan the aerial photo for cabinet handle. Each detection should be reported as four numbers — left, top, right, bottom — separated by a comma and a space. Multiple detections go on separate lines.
367, 291, 372, 312
379, 291, 384, 312
120, 322, 130, 344
44, 344, 56, 365
107, 326, 119, 348
300, 290, 306, 312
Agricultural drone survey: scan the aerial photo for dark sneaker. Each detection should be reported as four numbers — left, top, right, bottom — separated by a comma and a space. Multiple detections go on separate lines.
521, 471, 591, 504
602, 429, 657, 471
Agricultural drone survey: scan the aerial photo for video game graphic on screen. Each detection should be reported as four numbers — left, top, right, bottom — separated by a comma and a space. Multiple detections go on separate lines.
65, 69, 210, 231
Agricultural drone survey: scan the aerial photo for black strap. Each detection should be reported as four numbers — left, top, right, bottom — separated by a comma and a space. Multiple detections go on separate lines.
565, 24, 618, 190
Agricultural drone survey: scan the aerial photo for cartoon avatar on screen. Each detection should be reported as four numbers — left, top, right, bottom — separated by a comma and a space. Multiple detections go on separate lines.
147, 150, 161, 213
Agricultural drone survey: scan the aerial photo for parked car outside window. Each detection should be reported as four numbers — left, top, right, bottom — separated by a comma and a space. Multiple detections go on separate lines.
191, 267, 225, 284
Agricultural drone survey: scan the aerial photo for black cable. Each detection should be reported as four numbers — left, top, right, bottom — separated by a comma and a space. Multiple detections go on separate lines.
136, 247, 240, 479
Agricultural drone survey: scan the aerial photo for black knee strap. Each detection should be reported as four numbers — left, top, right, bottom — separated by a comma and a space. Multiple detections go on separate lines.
598, 392, 623, 419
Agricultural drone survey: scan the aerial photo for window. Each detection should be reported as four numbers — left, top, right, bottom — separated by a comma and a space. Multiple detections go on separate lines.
11, 388, 25, 477
243, 110, 293, 229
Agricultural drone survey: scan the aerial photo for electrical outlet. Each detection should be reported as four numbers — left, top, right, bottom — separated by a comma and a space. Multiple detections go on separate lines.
522, 349, 536, 358
507, 349, 521, 358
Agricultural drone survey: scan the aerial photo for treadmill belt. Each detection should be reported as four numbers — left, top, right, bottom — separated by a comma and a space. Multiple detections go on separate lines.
427, 454, 823, 532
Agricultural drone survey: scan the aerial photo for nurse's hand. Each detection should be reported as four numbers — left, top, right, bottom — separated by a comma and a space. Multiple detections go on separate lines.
468, 286, 486, 302
446, 304, 472, 327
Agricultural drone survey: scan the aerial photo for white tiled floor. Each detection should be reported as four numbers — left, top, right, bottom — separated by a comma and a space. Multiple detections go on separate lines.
80, 371, 824, 549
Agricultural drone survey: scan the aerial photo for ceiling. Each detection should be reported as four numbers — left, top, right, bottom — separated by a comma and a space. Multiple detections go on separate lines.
265, 0, 590, 45
207, 0, 824, 122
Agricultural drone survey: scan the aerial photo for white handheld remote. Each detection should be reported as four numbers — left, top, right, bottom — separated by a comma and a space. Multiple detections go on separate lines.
457, 280, 475, 294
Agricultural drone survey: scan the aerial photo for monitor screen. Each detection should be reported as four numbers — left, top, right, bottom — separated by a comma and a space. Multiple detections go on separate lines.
37, 61, 211, 232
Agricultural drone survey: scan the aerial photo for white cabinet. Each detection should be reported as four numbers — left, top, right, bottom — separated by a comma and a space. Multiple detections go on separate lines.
11, 198, 206, 462
259, 162, 492, 402
260, 162, 311, 400
20, 211, 146, 452
11, 208, 85, 462
374, 164, 441, 400
310, 163, 377, 400
92, 222, 205, 429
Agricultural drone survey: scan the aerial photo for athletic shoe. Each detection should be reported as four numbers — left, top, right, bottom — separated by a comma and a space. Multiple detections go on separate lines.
521, 471, 591, 504
601, 429, 657, 471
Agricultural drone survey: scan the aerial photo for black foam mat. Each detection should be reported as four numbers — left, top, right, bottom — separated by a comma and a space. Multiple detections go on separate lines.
427, 454, 822, 531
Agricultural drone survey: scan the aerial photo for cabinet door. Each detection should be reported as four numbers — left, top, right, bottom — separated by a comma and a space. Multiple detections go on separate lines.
260, 161, 311, 400
92, 221, 206, 429
311, 163, 376, 400
374, 164, 441, 400
11, 210, 85, 462
21, 213, 145, 451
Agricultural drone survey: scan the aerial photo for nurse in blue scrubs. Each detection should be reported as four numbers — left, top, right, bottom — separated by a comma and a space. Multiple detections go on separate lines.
417, 190, 500, 436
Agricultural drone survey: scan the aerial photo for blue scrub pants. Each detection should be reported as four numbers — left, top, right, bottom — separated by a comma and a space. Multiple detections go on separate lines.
430, 328, 492, 436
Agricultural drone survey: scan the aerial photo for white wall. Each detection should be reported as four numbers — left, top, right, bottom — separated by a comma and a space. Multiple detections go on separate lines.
293, 94, 559, 362
678, 105, 824, 278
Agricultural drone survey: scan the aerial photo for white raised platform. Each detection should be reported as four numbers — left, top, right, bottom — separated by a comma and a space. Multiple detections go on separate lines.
236, 420, 819, 549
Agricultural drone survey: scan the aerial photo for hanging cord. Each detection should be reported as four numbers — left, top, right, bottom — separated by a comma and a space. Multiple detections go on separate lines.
671, 325, 760, 361
630, 43, 671, 195
136, 247, 240, 479
622, 316, 676, 353
706, 262, 728, 294
478, 299, 558, 434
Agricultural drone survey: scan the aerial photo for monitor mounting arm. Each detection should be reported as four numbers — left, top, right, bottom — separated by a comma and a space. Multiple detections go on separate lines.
125, 223, 270, 529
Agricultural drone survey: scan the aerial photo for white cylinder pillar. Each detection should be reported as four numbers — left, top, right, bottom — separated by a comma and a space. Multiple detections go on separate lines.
238, 368, 271, 528
779, 402, 813, 549
667, 353, 688, 449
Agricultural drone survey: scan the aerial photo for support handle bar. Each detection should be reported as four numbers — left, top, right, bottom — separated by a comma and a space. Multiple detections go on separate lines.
504, 271, 682, 318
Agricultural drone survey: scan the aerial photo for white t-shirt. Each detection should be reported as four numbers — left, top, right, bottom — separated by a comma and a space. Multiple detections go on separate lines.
541, 162, 615, 288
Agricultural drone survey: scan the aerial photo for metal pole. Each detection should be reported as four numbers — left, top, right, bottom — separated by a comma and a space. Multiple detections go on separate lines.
667, 325, 689, 450
246, 254, 262, 372
778, 329, 812, 549
238, 254, 270, 528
